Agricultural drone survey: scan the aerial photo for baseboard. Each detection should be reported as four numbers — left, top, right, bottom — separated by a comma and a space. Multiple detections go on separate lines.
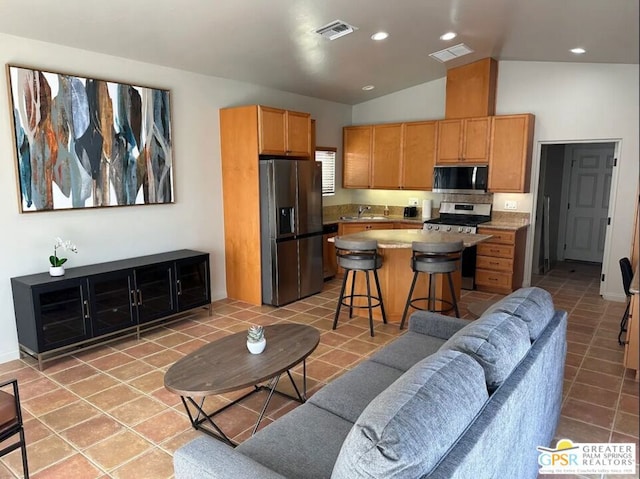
602, 292, 626, 303
0, 350, 21, 366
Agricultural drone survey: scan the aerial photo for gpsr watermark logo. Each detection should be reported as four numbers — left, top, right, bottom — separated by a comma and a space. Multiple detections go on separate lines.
538, 438, 637, 475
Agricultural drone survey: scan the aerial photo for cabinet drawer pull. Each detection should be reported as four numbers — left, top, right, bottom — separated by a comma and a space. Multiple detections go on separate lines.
83, 300, 90, 319
489, 277, 498, 281
489, 261, 499, 265
130, 290, 137, 306
177, 279, 182, 296
137, 289, 143, 306
490, 249, 500, 253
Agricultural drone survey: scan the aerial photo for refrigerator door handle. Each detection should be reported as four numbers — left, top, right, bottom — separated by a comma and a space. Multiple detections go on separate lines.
290, 208, 296, 235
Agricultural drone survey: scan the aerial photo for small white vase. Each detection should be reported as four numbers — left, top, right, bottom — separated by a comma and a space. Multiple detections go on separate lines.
49, 266, 65, 277
247, 338, 266, 354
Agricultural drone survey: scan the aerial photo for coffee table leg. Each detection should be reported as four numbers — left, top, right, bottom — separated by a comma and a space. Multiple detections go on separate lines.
252, 375, 280, 435
180, 396, 234, 446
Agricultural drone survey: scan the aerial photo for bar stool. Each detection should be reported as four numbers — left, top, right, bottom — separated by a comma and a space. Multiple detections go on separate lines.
333, 238, 387, 337
399, 240, 463, 330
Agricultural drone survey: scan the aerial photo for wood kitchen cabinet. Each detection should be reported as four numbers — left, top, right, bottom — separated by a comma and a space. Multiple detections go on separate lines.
401, 121, 437, 190
343, 121, 437, 190
258, 106, 311, 158
339, 222, 389, 236
436, 117, 491, 164
343, 126, 372, 188
488, 114, 535, 193
475, 227, 528, 294
371, 124, 403, 189
221, 105, 315, 304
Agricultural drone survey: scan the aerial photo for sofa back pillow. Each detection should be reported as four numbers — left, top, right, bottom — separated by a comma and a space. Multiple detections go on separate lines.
482, 287, 555, 341
331, 350, 487, 479
440, 311, 530, 391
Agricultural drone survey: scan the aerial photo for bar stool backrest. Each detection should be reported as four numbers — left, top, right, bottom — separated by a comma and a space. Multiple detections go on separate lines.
412, 240, 464, 255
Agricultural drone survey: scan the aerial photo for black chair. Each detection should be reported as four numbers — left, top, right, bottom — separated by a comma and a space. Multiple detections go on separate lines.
400, 240, 463, 330
618, 257, 634, 346
0, 378, 28, 478
333, 238, 387, 337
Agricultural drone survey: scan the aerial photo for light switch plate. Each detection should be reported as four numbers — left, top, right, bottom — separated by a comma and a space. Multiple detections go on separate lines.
408, 197, 419, 206
504, 200, 517, 210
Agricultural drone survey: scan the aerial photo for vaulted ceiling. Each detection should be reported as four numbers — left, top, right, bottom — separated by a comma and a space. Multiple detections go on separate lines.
1, 0, 637, 104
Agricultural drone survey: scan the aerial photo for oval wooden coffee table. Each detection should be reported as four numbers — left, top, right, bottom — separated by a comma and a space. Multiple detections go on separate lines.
164, 323, 320, 446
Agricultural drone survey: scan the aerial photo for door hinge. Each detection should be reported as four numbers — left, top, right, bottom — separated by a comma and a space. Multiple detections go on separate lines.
601, 274, 605, 282
607, 217, 611, 225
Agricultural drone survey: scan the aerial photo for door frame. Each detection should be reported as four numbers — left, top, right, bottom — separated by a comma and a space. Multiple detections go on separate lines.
527, 139, 622, 296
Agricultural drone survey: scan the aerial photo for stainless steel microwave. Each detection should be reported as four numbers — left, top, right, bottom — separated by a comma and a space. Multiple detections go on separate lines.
433, 165, 488, 194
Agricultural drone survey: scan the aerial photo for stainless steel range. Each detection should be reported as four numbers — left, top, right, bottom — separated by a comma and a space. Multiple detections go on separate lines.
423, 202, 491, 234
423, 202, 492, 290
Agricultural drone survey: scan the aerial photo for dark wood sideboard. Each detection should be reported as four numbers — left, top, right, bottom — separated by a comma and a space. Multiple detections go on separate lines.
11, 249, 211, 370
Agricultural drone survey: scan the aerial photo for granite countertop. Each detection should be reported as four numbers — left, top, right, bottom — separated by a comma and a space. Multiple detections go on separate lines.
477, 219, 530, 231
332, 228, 492, 249
323, 215, 424, 225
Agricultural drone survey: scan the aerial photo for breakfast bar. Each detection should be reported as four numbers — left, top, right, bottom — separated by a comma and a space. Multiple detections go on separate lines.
333, 229, 492, 323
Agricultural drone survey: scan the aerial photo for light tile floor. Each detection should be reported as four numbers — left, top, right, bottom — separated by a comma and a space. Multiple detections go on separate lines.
0, 262, 637, 479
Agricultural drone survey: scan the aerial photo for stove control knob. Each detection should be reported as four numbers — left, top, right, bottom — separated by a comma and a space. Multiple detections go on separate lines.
465, 227, 472, 233
445, 226, 451, 232
434, 225, 439, 231
426, 224, 432, 230
457, 227, 463, 233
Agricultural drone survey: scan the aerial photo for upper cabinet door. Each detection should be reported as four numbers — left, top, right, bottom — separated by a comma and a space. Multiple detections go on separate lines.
258, 106, 287, 155
343, 126, 372, 188
257, 106, 311, 158
402, 121, 437, 190
462, 117, 491, 162
371, 124, 402, 189
285, 110, 312, 158
488, 114, 534, 193
436, 120, 463, 164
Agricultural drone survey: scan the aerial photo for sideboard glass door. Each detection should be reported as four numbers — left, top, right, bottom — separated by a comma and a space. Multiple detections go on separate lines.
88, 270, 136, 336
34, 280, 91, 351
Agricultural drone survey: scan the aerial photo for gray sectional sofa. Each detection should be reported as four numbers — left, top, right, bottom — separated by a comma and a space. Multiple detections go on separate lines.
174, 287, 567, 479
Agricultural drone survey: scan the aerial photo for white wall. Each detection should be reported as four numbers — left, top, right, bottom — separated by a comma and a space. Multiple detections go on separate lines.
496, 61, 639, 301
0, 33, 351, 362
351, 60, 639, 301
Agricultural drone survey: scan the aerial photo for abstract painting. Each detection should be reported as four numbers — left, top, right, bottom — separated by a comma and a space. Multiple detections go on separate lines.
7, 65, 174, 212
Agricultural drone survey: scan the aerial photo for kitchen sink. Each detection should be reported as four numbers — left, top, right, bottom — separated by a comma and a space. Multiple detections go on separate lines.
339, 215, 388, 221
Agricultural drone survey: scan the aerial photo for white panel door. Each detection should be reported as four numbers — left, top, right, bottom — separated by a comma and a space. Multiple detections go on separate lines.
564, 145, 614, 262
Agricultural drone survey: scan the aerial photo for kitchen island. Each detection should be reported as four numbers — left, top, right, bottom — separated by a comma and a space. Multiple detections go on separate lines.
332, 229, 492, 324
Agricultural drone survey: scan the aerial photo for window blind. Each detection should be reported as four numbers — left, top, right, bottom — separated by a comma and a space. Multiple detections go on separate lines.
315, 148, 336, 196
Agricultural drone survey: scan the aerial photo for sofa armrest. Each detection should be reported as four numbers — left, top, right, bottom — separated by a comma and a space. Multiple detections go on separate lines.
174, 436, 287, 479
409, 311, 472, 340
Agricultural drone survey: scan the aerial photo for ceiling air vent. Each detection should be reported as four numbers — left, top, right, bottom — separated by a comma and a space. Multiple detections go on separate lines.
315, 20, 358, 40
429, 43, 474, 63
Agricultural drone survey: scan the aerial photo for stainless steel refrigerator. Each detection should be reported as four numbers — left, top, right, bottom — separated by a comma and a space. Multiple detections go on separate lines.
259, 159, 324, 306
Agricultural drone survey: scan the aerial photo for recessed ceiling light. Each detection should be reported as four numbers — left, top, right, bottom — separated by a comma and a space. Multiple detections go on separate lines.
570, 47, 586, 54
362, 85, 375, 91
440, 32, 457, 41
371, 31, 389, 41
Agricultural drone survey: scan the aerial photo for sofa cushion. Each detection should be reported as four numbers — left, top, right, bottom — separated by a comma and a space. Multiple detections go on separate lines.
482, 287, 555, 341
331, 350, 488, 479
238, 403, 353, 479
309, 360, 404, 423
369, 331, 446, 371
440, 311, 530, 391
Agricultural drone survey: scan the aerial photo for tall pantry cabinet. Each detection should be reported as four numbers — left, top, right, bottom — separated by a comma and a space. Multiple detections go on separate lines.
219, 105, 312, 305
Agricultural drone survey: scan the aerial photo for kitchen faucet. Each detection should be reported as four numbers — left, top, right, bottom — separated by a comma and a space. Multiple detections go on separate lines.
357, 205, 371, 218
